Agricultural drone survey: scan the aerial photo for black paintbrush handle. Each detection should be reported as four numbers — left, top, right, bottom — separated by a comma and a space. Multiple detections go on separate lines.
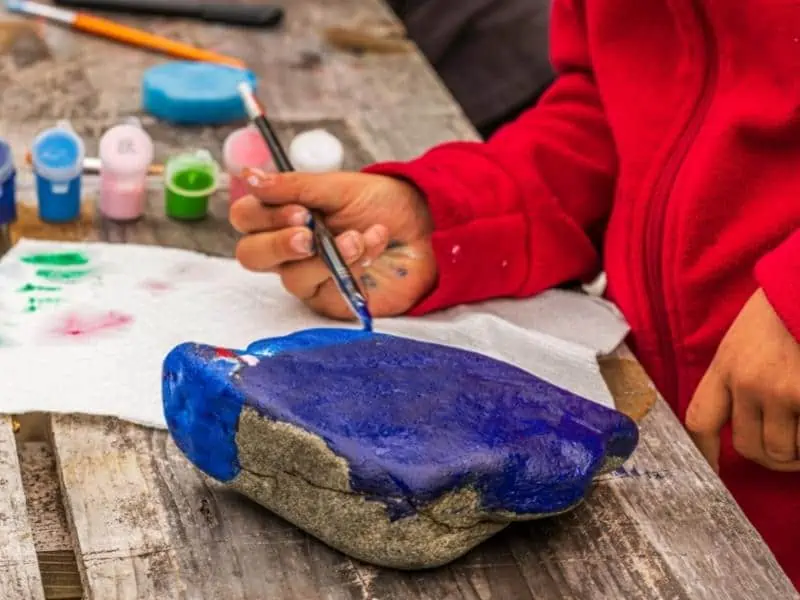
52, 0, 284, 27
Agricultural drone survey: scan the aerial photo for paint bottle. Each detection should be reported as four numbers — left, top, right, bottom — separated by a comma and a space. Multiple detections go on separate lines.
288, 129, 344, 173
222, 125, 274, 204
0, 139, 16, 225
164, 150, 220, 221
31, 121, 85, 223
98, 118, 155, 221
0, 139, 16, 255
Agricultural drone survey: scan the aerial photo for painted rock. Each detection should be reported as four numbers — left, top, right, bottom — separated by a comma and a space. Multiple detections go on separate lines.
162, 328, 639, 569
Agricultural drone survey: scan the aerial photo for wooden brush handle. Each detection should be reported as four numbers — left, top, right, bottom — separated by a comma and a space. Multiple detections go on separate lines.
73, 13, 245, 68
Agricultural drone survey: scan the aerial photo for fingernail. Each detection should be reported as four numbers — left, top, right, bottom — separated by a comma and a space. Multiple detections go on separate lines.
364, 226, 386, 248
288, 209, 309, 227
340, 233, 360, 260
245, 168, 275, 188
290, 231, 313, 255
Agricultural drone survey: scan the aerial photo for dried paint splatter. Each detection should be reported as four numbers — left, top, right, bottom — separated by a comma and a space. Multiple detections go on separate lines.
51, 311, 133, 338
21, 252, 89, 267
17, 283, 61, 293
141, 279, 173, 293
35, 268, 92, 283
25, 297, 61, 313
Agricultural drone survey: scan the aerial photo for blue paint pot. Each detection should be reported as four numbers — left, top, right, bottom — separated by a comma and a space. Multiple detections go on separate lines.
0, 139, 16, 226
31, 121, 85, 223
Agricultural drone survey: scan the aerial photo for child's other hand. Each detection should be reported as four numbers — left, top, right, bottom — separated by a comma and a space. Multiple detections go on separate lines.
230, 169, 437, 320
687, 289, 800, 472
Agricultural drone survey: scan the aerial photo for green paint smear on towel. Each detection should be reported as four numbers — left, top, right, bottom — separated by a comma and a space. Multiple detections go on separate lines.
17, 283, 61, 293
21, 252, 89, 267
25, 297, 62, 313
35, 269, 92, 282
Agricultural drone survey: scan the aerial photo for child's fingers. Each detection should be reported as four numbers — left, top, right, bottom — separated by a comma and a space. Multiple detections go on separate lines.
230, 195, 309, 234
235, 227, 313, 272
730, 394, 763, 463
686, 369, 732, 471
762, 405, 798, 464
243, 168, 358, 213
279, 225, 388, 300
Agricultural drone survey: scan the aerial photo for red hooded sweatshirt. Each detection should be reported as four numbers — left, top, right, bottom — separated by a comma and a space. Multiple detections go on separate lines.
365, 0, 800, 586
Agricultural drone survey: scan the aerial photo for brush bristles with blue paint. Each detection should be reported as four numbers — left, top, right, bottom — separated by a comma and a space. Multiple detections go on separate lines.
236, 82, 373, 332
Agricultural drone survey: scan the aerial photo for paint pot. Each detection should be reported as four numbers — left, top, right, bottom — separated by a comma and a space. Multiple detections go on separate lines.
98, 119, 155, 221
164, 150, 220, 221
0, 139, 16, 226
288, 129, 344, 172
222, 125, 274, 204
31, 121, 85, 223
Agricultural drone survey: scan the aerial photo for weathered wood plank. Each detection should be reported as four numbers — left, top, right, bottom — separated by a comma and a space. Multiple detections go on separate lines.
51, 415, 370, 600
0, 417, 46, 600
18, 442, 83, 600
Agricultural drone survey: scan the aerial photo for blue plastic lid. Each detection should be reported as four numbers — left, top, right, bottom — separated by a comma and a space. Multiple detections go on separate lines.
142, 61, 258, 125
0, 139, 14, 184
32, 122, 85, 182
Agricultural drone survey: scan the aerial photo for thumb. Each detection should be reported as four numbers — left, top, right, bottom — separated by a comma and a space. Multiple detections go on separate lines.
243, 168, 359, 214
685, 369, 732, 472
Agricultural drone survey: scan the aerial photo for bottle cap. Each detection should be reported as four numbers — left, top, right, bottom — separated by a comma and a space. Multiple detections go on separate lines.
288, 129, 345, 173
99, 122, 154, 176
143, 61, 259, 125
31, 121, 84, 182
222, 125, 273, 176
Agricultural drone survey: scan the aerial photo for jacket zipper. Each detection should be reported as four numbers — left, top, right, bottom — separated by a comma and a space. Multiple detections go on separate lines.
643, 0, 718, 405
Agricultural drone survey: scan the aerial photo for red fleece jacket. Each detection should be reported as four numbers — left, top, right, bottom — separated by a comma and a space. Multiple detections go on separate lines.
366, 0, 800, 586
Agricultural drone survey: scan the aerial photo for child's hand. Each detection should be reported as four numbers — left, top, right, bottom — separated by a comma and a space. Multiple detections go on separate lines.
230, 169, 437, 320
687, 289, 800, 472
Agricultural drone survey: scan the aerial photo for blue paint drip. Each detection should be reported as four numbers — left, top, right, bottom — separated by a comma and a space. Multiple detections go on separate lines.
163, 328, 638, 518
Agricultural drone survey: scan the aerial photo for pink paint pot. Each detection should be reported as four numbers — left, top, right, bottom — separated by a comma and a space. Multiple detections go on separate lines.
98, 120, 154, 221
222, 125, 274, 204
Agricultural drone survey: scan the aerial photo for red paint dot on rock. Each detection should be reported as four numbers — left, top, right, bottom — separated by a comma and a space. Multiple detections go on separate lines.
215, 348, 237, 359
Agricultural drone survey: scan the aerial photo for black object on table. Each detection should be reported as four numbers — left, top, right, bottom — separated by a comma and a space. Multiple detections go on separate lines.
52, 0, 284, 27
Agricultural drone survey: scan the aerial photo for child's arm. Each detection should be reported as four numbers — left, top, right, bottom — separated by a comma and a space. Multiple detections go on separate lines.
365, 0, 616, 315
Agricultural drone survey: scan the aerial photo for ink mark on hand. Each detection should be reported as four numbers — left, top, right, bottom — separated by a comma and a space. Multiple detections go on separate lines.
360, 273, 378, 289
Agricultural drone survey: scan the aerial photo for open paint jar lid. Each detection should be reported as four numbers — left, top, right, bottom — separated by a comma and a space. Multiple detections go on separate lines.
31, 121, 85, 182
164, 150, 220, 220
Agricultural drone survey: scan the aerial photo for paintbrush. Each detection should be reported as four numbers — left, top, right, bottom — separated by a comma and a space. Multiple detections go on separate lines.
6, 0, 245, 68
236, 82, 373, 332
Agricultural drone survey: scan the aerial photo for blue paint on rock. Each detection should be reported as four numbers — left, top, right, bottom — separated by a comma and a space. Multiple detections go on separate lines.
163, 328, 638, 519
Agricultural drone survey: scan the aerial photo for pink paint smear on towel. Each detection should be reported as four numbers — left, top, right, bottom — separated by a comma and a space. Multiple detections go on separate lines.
50, 311, 134, 338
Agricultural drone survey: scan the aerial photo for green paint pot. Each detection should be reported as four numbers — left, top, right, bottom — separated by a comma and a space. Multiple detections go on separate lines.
164, 150, 220, 221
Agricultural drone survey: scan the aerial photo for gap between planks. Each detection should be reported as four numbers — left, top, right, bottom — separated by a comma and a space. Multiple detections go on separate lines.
14, 417, 83, 600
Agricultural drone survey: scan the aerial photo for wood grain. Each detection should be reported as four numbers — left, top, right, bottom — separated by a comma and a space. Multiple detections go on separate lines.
1, 0, 797, 597
18, 442, 82, 600
0, 417, 46, 600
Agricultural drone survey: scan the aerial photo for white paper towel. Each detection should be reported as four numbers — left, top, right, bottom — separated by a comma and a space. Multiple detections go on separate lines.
0, 239, 630, 428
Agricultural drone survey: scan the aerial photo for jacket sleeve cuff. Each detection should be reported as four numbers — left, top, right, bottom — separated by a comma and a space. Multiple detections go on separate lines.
755, 229, 800, 341
363, 150, 598, 316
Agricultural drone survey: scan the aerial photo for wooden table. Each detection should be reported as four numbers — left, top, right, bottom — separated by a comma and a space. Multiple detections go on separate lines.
0, 2, 797, 598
